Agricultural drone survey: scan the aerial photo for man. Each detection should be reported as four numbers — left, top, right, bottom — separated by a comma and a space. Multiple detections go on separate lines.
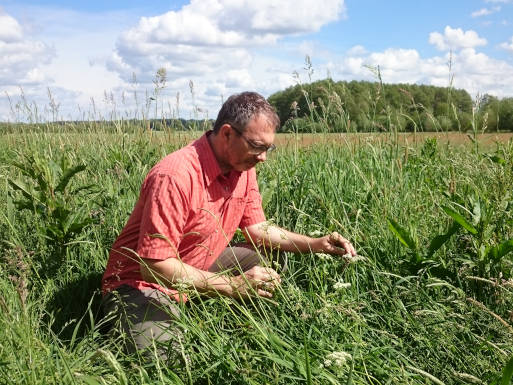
102, 91, 356, 359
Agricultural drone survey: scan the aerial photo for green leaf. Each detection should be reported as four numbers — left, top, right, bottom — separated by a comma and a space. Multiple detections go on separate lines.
442, 206, 478, 235
266, 353, 294, 370
55, 164, 86, 193
76, 376, 102, 385
500, 355, 513, 385
488, 239, 513, 262
427, 222, 460, 258
490, 155, 506, 165
8, 178, 41, 204
387, 218, 417, 251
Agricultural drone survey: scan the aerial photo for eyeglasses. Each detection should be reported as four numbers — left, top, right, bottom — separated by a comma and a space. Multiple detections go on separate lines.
230, 124, 276, 155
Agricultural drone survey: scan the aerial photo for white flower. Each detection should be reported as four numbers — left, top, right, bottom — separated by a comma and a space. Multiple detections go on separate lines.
324, 351, 352, 368
322, 359, 332, 368
333, 280, 351, 290
173, 278, 194, 291
316, 252, 333, 261
342, 253, 366, 263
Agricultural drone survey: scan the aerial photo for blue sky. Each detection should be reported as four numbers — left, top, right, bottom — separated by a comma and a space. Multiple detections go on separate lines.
1, 0, 513, 121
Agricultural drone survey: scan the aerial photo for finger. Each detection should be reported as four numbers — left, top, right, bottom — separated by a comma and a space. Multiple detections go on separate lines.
330, 232, 357, 256
344, 240, 357, 256
258, 279, 278, 291
342, 240, 352, 255
256, 267, 280, 283
257, 288, 273, 298
265, 269, 281, 282
329, 232, 345, 246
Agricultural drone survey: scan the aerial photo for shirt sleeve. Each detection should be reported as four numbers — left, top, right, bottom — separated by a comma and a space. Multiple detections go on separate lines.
239, 168, 266, 228
136, 173, 190, 260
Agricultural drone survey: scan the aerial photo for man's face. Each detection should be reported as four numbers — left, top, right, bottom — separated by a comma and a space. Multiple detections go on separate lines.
226, 114, 276, 172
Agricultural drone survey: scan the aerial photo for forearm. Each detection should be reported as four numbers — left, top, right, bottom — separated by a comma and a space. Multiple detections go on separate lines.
244, 222, 357, 257
243, 222, 321, 253
140, 257, 236, 297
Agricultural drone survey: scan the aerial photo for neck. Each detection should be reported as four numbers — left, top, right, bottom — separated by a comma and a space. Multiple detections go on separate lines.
207, 131, 232, 175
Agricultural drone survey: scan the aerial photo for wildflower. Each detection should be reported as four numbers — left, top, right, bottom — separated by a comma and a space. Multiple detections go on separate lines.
322, 351, 352, 368
173, 278, 194, 291
309, 230, 323, 237
342, 253, 366, 263
333, 280, 351, 290
316, 252, 333, 261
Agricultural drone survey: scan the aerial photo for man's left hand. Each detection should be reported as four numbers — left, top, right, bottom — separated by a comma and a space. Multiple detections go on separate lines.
314, 231, 357, 257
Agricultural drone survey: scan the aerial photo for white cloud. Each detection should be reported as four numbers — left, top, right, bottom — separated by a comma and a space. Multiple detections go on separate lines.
0, 6, 145, 121
368, 49, 421, 71
471, 6, 500, 17
0, 8, 55, 86
0, 8, 24, 42
500, 36, 513, 52
325, 44, 513, 98
109, 0, 345, 84
102, 0, 346, 117
347, 45, 367, 56
429, 26, 487, 51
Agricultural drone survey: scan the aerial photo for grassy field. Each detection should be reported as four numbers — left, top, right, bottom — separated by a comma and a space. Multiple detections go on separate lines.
1, 129, 513, 384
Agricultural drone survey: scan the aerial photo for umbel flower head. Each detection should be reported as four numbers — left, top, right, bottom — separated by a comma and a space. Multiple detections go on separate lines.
333, 280, 351, 290
321, 351, 352, 369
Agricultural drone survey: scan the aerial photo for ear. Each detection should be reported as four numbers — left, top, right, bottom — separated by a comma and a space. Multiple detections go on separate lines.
219, 123, 233, 143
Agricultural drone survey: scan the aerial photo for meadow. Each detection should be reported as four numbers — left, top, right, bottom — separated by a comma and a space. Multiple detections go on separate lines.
1, 121, 513, 384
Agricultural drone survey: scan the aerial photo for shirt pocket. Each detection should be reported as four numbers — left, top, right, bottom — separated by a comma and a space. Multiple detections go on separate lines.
221, 196, 247, 235
183, 205, 218, 242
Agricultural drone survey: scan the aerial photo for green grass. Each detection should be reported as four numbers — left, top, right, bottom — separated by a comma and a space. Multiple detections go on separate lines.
0, 128, 512, 384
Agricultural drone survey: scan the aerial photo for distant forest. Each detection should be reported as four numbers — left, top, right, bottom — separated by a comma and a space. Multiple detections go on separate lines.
2, 79, 513, 134
268, 79, 513, 133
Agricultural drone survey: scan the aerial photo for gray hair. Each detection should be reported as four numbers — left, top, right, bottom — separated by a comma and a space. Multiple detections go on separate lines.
213, 91, 280, 133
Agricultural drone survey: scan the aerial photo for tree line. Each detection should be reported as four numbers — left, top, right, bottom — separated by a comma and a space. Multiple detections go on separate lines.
268, 79, 513, 133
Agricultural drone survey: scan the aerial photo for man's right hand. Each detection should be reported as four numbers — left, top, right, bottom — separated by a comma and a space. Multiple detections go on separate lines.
230, 265, 281, 299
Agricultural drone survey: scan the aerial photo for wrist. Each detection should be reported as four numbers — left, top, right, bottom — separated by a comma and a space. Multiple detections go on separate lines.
309, 237, 324, 253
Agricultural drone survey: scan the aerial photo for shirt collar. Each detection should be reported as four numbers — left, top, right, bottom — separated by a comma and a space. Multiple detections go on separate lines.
193, 131, 241, 187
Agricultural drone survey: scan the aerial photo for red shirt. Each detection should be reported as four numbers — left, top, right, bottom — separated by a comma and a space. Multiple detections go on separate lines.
102, 132, 266, 300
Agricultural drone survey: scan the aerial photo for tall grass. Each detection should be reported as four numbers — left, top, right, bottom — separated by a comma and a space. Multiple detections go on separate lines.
1, 86, 513, 384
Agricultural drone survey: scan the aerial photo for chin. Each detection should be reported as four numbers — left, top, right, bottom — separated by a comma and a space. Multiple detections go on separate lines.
235, 163, 256, 172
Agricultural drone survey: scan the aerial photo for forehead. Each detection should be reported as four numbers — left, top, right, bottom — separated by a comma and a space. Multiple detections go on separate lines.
244, 114, 276, 136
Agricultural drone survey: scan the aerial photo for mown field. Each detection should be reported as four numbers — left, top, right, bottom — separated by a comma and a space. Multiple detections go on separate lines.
1, 129, 512, 384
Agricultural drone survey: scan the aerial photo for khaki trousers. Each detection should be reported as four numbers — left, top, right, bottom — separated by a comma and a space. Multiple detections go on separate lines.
102, 243, 280, 361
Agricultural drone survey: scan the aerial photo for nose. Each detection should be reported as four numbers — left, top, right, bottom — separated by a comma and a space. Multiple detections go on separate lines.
255, 151, 267, 162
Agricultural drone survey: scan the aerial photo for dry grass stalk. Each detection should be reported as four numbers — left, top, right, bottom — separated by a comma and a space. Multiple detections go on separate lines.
466, 297, 513, 335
